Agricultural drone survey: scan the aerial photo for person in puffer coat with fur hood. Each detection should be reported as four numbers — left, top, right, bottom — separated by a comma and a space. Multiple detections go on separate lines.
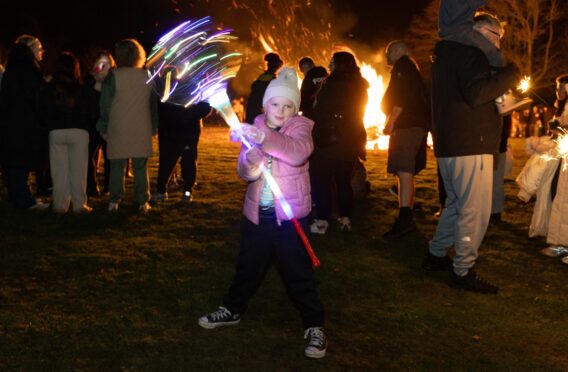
198, 67, 327, 359
517, 73, 568, 263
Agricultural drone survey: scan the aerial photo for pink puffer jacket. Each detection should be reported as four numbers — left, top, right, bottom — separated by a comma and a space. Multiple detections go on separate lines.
238, 114, 314, 225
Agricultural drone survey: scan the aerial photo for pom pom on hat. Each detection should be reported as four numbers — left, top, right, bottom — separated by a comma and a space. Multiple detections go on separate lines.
262, 67, 300, 113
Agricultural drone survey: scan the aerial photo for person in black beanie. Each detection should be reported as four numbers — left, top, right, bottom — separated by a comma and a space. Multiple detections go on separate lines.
298, 56, 328, 120
151, 101, 212, 204
245, 52, 283, 123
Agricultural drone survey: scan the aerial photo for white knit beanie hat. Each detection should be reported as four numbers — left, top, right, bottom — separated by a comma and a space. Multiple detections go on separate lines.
262, 67, 300, 113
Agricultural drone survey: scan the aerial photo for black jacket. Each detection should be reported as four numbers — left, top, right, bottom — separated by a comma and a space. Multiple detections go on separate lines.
245, 72, 275, 123
39, 82, 98, 133
0, 43, 47, 169
430, 40, 517, 157
158, 101, 212, 144
300, 66, 328, 120
312, 71, 368, 160
381, 55, 429, 131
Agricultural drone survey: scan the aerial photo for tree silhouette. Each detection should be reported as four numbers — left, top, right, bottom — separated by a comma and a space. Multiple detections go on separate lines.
405, 0, 567, 92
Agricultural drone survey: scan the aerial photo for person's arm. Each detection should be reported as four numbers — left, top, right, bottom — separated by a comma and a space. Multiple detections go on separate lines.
96, 72, 115, 137
258, 119, 314, 166
383, 106, 402, 135
458, 49, 517, 108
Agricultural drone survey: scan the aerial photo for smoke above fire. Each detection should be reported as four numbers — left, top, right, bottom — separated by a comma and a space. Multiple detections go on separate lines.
167, 0, 396, 149
168, 0, 388, 95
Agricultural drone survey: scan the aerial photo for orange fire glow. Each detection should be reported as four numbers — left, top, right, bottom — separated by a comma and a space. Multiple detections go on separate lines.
360, 63, 389, 150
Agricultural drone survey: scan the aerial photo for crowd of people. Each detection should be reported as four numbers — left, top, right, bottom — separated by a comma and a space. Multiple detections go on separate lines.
1, 0, 567, 360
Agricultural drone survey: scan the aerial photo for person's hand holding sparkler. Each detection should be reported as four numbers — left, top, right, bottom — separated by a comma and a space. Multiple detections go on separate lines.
241, 124, 266, 145
517, 76, 531, 94
229, 125, 244, 143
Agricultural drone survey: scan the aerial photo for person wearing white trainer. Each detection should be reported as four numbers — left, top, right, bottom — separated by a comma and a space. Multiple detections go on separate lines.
309, 51, 368, 234
198, 68, 327, 359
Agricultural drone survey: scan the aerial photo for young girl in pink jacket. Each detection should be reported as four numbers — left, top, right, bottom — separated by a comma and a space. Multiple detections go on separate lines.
198, 68, 327, 359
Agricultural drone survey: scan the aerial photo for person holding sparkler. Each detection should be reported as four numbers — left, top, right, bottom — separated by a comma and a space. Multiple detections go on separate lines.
423, 13, 519, 293
439, 0, 532, 115
519, 74, 568, 264
198, 67, 327, 359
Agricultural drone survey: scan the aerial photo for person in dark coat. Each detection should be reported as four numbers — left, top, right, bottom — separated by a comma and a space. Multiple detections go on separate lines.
85, 50, 115, 196
298, 56, 328, 120
244, 52, 283, 123
309, 51, 368, 234
0, 35, 49, 209
151, 101, 212, 204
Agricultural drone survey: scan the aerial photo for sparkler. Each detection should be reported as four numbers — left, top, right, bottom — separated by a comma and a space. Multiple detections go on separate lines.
148, 18, 319, 268
517, 76, 531, 94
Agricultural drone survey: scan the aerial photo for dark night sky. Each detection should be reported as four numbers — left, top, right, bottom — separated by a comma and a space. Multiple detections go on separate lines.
0, 0, 431, 60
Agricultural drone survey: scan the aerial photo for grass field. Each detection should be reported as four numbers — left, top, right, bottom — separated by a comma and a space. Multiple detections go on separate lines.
1, 125, 567, 371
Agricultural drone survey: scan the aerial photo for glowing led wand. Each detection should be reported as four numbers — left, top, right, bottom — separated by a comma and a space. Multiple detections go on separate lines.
209, 91, 320, 268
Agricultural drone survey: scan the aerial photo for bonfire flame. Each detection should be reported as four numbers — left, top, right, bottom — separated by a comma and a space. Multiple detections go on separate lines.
360, 63, 389, 150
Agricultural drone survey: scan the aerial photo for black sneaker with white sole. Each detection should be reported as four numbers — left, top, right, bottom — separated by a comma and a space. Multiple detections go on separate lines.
304, 327, 327, 359
198, 306, 240, 329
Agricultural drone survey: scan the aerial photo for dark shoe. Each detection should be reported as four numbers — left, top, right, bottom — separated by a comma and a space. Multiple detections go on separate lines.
383, 217, 416, 239
490, 213, 501, 222
198, 306, 240, 329
452, 270, 499, 294
422, 252, 452, 271
181, 191, 193, 204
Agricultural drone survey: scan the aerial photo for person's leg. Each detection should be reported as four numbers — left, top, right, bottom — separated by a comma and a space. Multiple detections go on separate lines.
334, 158, 355, 218
101, 140, 110, 194
87, 131, 102, 195
223, 218, 275, 315
5, 167, 36, 208
310, 153, 334, 221
451, 155, 493, 275
491, 152, 506, 216
398, 171, 415, 207
429, 157, 460, 258
156, 137, 180, 195
274, 217, 325, 329
180, 142, 198, 194
108, 159, 127, 204
68, 129, 90, 211
49, 130, 71, 212
132, 158, 150, 205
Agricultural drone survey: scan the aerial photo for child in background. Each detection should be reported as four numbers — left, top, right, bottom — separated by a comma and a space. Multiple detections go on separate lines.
198, 67, 327, 359
151, 100, 212, 204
